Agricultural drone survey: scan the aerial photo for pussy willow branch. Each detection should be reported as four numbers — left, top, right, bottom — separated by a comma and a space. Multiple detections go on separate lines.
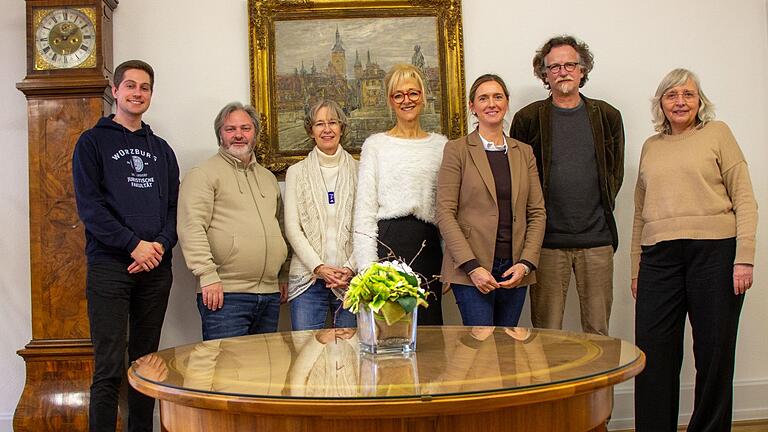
353, 230, 441, 292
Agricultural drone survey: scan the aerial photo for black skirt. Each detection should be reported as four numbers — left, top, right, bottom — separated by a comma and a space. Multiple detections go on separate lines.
377, 215, 443, 325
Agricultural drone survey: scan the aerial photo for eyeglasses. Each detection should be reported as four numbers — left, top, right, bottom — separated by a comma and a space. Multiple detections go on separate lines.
312, 120, 341, 130
663, 91, 698, 102
545, 62, 581, 74
391, 89, 422, 104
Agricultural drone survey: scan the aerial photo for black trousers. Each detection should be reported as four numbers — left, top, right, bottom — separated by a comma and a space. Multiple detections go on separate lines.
377, 216, 443, 325
634, 238, 743, 432
87, 258, 172, 432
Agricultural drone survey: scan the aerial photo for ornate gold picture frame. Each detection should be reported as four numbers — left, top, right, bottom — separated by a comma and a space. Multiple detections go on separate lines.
248, 0, 466, 174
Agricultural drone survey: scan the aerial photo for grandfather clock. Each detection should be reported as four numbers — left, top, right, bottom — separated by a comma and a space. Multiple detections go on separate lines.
15, 0, 117, 430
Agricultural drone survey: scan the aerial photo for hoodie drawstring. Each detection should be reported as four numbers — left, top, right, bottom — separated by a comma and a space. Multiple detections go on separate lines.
232, 164, 244, 194
144, 128, 163, 200
252, 168, 266, 198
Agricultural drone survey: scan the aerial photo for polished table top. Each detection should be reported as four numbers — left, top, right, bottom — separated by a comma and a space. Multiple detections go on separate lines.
131, 326, 642, 401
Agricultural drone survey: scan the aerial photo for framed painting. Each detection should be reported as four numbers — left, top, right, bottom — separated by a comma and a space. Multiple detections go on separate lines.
248, 0, 466, 174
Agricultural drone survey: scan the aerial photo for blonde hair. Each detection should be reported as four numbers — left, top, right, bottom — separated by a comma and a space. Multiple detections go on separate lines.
384, 64, 427, 109
651, 68, 715, 134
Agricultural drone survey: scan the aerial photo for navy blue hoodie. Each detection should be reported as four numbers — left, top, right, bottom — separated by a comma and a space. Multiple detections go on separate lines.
72, 115, 180, 264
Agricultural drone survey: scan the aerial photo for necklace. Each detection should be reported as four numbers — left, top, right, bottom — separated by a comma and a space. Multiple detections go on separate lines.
319, 166, 339, 205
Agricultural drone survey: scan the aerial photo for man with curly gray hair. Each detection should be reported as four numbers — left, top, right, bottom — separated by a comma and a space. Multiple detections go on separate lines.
510, 35, 624, 337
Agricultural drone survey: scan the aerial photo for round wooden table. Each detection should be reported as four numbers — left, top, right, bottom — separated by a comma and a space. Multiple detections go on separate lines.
128, 326, 644, 432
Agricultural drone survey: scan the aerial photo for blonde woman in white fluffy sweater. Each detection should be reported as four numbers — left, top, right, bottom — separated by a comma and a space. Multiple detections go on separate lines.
285, 100, 358, 330
353, 64, 447, 325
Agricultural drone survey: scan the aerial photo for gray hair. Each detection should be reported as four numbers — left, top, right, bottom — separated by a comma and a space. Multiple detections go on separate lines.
303, 99, 348, 137
651, 68, 715, 134
213, 102, 260, 145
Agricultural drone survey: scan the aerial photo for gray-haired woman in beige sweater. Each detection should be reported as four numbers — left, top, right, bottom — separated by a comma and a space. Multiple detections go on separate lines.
631, 69, 758, 432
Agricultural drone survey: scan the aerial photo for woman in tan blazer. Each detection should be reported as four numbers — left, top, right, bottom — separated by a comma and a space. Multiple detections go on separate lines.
436, 74, 546, 326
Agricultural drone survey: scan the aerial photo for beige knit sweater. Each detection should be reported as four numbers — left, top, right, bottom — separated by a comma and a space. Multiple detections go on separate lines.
178, 149, 288, 294
630, 121, 758, 278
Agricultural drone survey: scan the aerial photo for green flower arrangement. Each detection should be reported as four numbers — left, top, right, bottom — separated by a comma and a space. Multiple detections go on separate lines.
343, 261, 429, 326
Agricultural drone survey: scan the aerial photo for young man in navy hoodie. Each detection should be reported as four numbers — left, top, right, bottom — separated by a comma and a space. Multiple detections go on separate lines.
72, 60, 179, 432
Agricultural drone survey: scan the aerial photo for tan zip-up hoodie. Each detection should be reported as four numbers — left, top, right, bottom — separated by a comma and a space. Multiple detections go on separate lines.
178, 149, 287, 294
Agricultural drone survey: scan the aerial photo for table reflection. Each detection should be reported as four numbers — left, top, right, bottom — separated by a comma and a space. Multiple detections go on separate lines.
133, 327, 635, 400
288, 328, 358, 397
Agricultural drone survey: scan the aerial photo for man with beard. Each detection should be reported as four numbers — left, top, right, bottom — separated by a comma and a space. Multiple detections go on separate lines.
178, 102, 288, 340
510, 35, 624, 336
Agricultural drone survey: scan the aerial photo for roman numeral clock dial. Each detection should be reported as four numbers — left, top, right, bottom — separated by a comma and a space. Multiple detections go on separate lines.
33, 7, 97, 70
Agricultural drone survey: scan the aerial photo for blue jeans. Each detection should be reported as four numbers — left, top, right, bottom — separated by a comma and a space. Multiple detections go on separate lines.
452, 257, 528, 326
197, 292, 280, 340
290, 279, 356, 330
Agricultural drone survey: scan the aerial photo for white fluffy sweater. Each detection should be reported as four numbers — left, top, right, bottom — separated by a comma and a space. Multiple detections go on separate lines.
353, 132, 447, 268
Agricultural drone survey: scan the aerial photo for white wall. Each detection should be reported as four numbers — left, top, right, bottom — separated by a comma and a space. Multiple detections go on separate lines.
0, 0, 32, 429
2, 0, 766, 430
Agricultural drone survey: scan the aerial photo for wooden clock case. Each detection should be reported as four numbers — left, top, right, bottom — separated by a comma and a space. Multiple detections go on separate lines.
15, 1, 118, 430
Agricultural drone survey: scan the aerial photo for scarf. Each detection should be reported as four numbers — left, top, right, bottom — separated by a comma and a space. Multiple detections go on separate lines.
288, 146, 357, 300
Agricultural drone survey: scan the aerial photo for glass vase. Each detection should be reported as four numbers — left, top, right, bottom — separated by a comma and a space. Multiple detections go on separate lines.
356, 303, 418, 354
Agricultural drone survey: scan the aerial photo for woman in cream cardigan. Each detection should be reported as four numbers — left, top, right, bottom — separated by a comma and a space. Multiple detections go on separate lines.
284, 100, 357, 330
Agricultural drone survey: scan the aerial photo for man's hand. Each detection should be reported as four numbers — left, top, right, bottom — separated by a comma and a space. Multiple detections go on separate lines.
631, 278, 638, 300
469, 267, 499, 294
498, 263, 527, 288
733, 264, 754, 295
279, 281, 288, 304
201, 282, 224, 311
133, 354, 168, 381
128, 240, 163, 273
133, 353, 168, 382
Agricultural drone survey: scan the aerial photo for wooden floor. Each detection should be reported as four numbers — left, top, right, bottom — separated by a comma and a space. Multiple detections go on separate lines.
727, 422, 768, 432
614, 419, 768, 431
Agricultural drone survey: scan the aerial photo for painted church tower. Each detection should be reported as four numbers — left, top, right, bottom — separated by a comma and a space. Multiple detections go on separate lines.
330, 26, 347, 78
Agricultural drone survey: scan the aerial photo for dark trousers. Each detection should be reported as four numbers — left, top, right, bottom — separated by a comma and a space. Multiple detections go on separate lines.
635, 238, 743, 432
87, 259, 172, 432
377, 216, 443, 325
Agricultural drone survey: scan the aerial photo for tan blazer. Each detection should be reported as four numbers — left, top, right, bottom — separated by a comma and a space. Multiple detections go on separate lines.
436, 130, 546, 287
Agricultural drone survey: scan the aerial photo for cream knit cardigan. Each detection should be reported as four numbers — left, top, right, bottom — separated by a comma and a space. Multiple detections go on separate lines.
284, 146, 357, 301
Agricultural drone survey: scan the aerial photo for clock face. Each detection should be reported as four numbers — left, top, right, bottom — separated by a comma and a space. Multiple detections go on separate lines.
34, 7, 97, 70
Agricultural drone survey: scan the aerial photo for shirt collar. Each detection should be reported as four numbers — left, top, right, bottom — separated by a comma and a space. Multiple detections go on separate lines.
479, 132, 508, 154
